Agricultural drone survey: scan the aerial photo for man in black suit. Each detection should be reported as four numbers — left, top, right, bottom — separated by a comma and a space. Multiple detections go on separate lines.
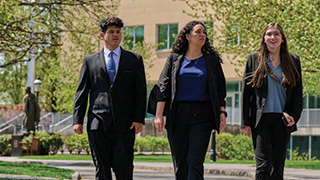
73, 17, 147, 180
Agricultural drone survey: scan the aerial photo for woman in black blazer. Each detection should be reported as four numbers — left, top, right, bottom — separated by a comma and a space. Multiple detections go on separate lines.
155, 21, 227, 180
241, 22, 303, 180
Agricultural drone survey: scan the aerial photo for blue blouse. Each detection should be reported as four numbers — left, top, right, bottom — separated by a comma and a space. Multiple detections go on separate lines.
263, 57, 286, 113
176, 56, 209, 101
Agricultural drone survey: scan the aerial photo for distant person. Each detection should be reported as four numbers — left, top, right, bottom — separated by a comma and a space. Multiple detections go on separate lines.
22, 86, 40, 133
73, 17, 147, 179
154, 21, 227, 180
241, 22, 303, 180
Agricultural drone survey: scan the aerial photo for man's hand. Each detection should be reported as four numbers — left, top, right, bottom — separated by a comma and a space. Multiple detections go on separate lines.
130, 122, 143, 134
73, 123, 83, 134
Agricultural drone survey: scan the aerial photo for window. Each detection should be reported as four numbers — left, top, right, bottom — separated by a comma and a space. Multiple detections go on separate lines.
157, 24, 178, 50
308, 95, 320, 108
124, 26, 144, 49
226, 81, 240, 92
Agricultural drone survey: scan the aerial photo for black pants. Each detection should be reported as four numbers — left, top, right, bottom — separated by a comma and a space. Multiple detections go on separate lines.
168, 101, 213, 180
252, 113, 290, 180
88, 128, 135, 180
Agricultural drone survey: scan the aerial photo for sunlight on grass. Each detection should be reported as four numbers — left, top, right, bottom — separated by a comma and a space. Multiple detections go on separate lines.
19, 154, 320, 170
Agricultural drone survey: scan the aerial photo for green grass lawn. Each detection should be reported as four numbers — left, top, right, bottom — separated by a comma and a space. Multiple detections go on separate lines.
0, 161, 74, 179
19, 154, 320, 170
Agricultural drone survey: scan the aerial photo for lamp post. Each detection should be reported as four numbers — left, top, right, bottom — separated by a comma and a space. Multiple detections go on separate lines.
33, 76, 42, 99
210, 130, 216, 162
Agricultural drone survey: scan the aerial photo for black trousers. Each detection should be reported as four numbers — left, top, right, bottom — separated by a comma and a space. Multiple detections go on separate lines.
168, 101, 213, 180
88, 127, 135, 180
252, 113, 290, 180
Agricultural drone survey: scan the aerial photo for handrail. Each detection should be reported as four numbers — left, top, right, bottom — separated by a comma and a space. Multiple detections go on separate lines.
40, 112, 53, 120
59, 124, 72, 133
0, 124, 16, 134
49, 115, 73, 132
0, 113, 23, 128
54, 115, 72, 126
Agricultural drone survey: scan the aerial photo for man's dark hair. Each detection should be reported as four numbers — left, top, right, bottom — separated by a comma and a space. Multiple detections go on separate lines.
99, 17, 124, 33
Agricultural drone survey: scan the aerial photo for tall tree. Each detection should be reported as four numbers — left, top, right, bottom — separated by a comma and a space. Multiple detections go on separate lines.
180, 0, 320, 95
0, 0, 119, 111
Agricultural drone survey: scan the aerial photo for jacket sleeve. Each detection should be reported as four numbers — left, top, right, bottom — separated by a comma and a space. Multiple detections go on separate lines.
290, 54, 303, 123
73, 57, 90, 125
157, 53, 174, 102
133, 55, 147, 124
241, 54, 255, 128
215, 57, 227, 107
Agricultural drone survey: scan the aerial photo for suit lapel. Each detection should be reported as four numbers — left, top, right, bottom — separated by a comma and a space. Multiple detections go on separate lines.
98, 48, 111, 85
98, 48, 107, 74
112, 47, 126, 86
171, 54, 183, 102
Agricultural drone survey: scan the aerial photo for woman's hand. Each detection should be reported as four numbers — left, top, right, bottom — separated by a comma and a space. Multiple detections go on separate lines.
219, 113, 226, 131
241, 126, 251, 137
284, 114, 295, 127
154, 116, 164, 133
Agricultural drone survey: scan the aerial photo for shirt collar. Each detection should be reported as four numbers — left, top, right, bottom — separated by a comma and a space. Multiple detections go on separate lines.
104, 46, 121, 57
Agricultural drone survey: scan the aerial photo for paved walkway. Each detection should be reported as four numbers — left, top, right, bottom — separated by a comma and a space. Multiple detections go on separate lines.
0, 156, 320, 180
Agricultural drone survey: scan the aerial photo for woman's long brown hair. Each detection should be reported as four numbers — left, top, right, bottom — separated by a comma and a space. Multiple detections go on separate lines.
249, 22, 299, 88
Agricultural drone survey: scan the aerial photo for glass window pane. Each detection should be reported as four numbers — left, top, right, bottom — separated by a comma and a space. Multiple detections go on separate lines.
136, 26, 144, 43
169, 24, 178, 49
309, 95, 316, 108
235, 93, 239, 108
317, 96, 320, 108
226, 81, 239, 92
158, 25, 168, 50
303, 95, 307, 108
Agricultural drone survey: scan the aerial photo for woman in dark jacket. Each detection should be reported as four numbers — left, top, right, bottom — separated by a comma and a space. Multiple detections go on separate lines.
154, 21, 227, 180
241, 22, 303, 180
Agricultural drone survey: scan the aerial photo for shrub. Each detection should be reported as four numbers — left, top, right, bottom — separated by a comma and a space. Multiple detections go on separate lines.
49, 132, 64, 155
158, 136, 170, 154
231, 134, 254, 160
216, 133, 234, 160
215, 133, 254, 160
26, 131, 64, 155
64, 132, 89, 155
64, 135, 77, 154
0, 134, 12, 156
134, 136, 150, 153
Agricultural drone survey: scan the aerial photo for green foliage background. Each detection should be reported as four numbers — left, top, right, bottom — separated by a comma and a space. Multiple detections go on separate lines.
180, 0, 320, 95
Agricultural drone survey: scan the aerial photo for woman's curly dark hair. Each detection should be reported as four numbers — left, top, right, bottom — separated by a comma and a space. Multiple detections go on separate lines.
172, 21, 222, 62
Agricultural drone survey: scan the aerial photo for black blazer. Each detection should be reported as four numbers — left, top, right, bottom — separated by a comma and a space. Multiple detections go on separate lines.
73, 47, 147, 132
157, 53, 226, 132
241, 52, 303, 133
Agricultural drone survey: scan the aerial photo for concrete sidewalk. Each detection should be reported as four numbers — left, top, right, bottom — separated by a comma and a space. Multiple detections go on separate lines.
0, 156, 319, 180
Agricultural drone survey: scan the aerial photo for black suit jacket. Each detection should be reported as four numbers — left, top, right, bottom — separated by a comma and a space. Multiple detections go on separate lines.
241, 52, 303, 133
157, 53, 226, 132
73, 47, 147, 132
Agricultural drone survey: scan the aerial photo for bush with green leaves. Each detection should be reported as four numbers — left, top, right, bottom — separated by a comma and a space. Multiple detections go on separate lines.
0, 134, 12, 156
289, 147, 318, 161
22, 131, 64, 155
64, 131, 89, 154
134, 136, 150, 153
216, 133, 234, 160
64, 135, 77, 154
231, 134, 254, 160
215, 133, 254, 160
